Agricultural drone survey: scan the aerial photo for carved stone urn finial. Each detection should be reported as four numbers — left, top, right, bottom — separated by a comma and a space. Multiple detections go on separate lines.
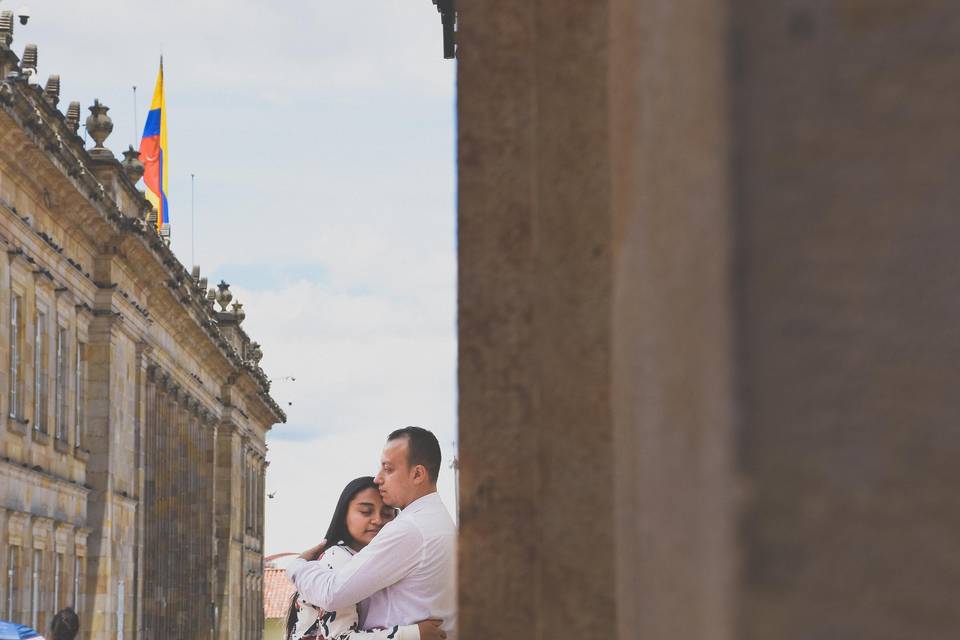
232, 301, 246, 324
121, 145, 144, 183
216, 281, 232, 312
85, 99, 113, 156
206, 288, 217, 309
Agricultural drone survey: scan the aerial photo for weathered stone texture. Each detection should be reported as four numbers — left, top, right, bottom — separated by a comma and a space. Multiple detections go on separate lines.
459, 1, 960, 639
457, 1, 615, 638
731, 2, 960, 638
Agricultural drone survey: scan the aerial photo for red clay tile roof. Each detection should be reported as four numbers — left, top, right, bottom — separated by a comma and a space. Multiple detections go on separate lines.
265, 552, 297, 564
264, 567, 296, 620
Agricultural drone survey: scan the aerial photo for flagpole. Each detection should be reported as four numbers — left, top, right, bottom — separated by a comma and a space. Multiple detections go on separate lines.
132, 85, 137, 147
191, 174, 196, 267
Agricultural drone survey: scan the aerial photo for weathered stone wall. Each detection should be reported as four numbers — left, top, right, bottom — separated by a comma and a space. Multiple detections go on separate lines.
458, 1, 960, 639
730, 2, 960, 638
0, 41, 280, 640
457, 1, 618, 637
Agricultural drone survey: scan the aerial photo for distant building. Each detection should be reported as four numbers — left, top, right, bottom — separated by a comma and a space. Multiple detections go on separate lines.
0, 17, 284, 640
263, 554, 297, 640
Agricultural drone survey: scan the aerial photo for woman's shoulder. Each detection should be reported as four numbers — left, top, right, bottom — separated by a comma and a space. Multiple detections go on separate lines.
318, 544, 354, 569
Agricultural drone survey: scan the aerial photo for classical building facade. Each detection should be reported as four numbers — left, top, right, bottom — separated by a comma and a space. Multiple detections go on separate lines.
0, 19, 284, 640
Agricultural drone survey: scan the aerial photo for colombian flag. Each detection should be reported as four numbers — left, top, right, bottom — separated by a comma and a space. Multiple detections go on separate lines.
139, 59, 168, 230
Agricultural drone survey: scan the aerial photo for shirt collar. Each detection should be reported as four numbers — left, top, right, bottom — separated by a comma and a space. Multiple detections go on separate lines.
402, 491, 440, 515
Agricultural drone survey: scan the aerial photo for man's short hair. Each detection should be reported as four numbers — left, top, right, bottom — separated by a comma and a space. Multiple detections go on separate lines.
388, 426, 442, 483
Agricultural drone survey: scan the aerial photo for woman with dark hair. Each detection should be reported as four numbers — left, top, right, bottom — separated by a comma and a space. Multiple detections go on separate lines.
285, 476, 445, 640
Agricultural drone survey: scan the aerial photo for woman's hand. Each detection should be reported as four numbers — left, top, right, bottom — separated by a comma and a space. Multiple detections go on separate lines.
298, 539, 327, 561
416, 619, 446, 640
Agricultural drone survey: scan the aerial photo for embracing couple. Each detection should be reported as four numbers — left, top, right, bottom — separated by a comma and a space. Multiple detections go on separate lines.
285, 427, 456, 640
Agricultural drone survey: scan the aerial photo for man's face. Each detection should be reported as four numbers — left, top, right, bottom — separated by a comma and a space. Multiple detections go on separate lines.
374, 437, 416, 509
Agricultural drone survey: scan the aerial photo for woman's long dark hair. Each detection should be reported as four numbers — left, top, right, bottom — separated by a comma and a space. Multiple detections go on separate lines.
285, 476, 380, 639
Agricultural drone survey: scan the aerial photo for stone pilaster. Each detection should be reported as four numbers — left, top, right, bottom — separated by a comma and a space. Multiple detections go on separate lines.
131, 345, 150, 640
212, 420, 244, 640
82, 311, 116, 640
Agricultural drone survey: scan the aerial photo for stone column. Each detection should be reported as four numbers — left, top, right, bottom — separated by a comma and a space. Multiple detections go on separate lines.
212, 420, 244, 640
157, 376, 172, 639
83, 312, 118, 640
459, 1, 734, 638
201, 412, 217, 640
141, 367, 159, 640
132, 346, 151, 640
171, 390, 187, 639
458, 2, 960, 639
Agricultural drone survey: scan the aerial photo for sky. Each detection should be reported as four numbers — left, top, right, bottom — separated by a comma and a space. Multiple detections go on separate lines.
21, 1, 458, 554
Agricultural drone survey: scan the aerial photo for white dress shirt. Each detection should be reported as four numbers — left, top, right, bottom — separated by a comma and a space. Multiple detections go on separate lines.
287, 492, 457, 639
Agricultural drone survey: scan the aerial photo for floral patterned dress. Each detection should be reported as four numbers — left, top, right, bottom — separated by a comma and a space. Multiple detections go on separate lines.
290, 544, 420, 640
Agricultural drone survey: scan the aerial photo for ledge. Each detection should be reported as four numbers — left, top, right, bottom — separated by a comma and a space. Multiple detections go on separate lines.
54, 437, 70, 454
0, 457, 91, 498
73, 446, 90, 462
31, 428, 50, 445
7, 416, 28, 436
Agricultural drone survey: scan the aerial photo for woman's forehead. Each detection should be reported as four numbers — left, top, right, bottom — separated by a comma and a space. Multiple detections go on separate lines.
352, 487, 383, 503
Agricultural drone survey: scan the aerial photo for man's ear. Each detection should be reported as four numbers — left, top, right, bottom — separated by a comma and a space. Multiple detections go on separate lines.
412, 465, 426, 484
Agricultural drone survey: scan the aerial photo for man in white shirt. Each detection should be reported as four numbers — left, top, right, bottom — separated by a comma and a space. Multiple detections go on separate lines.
287, 427, 457, 640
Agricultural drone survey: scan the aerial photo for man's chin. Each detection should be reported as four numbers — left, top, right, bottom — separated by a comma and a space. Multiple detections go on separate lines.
381, 494, 400, 508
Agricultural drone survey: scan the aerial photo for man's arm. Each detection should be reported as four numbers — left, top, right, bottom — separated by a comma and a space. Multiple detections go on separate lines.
287, 519, 423, 612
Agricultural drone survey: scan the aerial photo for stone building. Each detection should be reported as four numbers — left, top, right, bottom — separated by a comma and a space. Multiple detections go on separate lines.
457, 2, 960, 640
0, 19, 284, 640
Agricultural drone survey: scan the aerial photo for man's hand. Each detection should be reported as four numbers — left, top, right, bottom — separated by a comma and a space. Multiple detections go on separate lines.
298, 540, 327, 561
416, 619, 446, 640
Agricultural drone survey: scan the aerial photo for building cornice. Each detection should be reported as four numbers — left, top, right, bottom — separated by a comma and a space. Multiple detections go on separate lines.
0, 69, 285, 428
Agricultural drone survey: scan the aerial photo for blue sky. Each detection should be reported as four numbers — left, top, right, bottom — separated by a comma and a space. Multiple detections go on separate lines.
25, 0, 457, 553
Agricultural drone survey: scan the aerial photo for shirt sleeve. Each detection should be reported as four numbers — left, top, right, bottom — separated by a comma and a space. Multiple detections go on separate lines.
286, 519, 424, 613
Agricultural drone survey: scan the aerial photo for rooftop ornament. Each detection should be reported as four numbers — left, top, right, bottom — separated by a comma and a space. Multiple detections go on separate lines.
431, 0, 456, 59
0, 11, 13, 48
215, 280, 232, 312
231, 300, 245, 324
85, 99, 113, 159
121, 145, 144, 183
20, 42, 36, 82
65, 101, 80, 133
248, 342, 263, 366
43, 74, 59, 107
145, 203, 158, 229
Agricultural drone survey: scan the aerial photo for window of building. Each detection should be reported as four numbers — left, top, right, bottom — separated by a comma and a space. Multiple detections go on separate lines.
54, 552, 62, 611
30, 549, 40, 630
6, 546, 16, 620
116, 580, 125, 640
8, 293, 23, 419
34, 311, 48, 433
73, 555, 80, 611
55, 327, 68, 440
75, 342, 86, 448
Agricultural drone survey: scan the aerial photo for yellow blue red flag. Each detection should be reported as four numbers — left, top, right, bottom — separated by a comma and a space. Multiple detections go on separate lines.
139, 59, 168, 230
